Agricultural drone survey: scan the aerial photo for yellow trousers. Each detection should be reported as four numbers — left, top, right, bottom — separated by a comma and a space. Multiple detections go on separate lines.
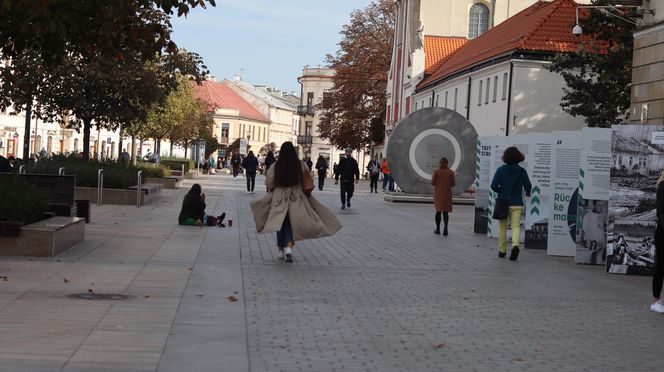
498, 207, 523, 254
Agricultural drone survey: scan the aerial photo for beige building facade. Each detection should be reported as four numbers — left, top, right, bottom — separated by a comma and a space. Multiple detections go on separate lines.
225, 78, 299, 150
630, 0, 664, 125
297, 67, 346, 168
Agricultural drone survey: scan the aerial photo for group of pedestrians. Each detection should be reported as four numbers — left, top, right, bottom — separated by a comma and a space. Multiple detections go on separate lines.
429, 146, 532, 262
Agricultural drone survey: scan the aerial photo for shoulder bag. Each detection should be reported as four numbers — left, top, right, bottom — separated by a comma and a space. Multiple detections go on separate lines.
301, 165, 314, 196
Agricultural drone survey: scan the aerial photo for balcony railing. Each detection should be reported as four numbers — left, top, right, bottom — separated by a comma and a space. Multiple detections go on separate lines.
297, 135, 313, 145
297, 105, 315, 116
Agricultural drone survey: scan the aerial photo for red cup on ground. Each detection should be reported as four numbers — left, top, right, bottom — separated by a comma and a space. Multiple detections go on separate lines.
228, 219, 233, 227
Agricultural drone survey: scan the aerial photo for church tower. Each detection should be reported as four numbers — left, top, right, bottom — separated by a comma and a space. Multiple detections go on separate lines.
385, 0, 547, 136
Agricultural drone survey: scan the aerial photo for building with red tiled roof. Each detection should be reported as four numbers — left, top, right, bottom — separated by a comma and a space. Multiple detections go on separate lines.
423, 36, 468, 75
410, 0, 591, 137
379, 0, 591, 160
194, 79, 271, 156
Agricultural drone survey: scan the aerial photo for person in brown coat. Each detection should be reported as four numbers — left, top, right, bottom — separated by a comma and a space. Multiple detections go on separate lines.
431, 157, 455, 236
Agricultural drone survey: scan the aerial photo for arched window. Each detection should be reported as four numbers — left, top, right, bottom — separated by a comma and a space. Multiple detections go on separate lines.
73, 138, 79, 153
468, 3, 490, 39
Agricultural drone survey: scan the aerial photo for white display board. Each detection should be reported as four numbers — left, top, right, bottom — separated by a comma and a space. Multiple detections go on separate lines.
524, 134, 554, 250
473, 137, 493, 234
576, 128, 612, 264
547, 131, 584, 257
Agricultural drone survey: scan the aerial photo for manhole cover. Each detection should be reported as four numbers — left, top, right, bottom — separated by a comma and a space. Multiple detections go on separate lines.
66, 293, 132, 301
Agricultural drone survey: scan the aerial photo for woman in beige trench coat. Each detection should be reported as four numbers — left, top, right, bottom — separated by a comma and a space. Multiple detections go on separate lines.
431, 157, 455, 236
250, 142, 342, 262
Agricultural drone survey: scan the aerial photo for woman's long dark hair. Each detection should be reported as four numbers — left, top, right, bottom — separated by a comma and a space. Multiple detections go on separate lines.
274, 142, 301, 187
188, 183, 202, 195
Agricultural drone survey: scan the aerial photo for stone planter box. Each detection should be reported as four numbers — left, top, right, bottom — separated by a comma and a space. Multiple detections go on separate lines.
145, 177, 182, 189
0, 216, 85, 257
75, 186, 161, 206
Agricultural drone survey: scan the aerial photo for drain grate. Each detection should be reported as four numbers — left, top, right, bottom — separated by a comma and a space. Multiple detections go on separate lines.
66, 293, 132, 301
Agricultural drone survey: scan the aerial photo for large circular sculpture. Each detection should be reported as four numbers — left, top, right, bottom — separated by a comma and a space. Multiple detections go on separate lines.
386, 107, 477, 194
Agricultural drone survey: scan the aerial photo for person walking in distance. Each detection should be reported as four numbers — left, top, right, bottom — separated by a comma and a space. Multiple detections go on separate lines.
366, 157, 380, 193
334, 147, 360, 210
250, 142, 342, 262
431, 157, 455, 236
650, 171, 664, 313
231, 151, 241, 178
242, 150, 259, 193
315, 155, 328, 191
381, 158, 394, 191
264, 151, 276, 171
490, 147, 532, 261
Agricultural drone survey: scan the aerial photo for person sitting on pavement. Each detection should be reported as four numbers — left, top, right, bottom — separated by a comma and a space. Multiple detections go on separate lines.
178, 183, 225, 226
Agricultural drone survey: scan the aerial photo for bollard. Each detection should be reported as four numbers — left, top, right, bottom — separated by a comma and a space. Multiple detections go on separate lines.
136, 171, 143, 208
181, 164, 185, 176
19, 165, 26, 174
97, 169, 104, 206
58, 167, 65, 175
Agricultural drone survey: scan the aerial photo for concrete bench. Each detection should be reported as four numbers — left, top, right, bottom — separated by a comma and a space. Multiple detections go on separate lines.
129, 183, 163, 205
0, 216, 85, 257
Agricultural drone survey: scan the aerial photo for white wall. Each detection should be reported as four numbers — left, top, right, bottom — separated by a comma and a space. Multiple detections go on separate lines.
510, 60, 585, 134
410, 59, 586, 137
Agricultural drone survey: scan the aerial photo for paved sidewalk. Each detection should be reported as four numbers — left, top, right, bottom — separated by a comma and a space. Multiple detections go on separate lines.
0, 174, 662, 372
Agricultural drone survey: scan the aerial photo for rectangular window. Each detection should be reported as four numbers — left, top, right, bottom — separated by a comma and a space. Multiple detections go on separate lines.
405, 97, 411, 114
415, 101, 418, 110
493, 76, 498, 102
428, 97, 432, 107
454, 88, 458, 111
502, 72, 508, 100
478, 80, 483, 106
444, 91, 448, 108
306, 92, 314, 108
305, 121, 313, 137
485, 78, 490, 104
435, 94, 439, 107
221, 123, 229, 144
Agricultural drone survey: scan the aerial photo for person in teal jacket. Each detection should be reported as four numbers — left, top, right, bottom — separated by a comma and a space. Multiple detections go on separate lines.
490, 146, 532, 261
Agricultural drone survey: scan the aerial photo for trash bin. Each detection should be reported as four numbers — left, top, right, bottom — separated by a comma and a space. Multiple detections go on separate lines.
75, 199, 90, 223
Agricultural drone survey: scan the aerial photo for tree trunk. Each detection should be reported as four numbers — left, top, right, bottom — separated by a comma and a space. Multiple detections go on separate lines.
82, 117, 92, 161
131, 135, 136, 165
184, 143, 188, 159
169, 141, 174, 157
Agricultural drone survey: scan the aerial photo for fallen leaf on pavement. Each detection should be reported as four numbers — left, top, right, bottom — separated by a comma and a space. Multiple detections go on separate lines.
64, 278, 70, 283
144, 295, 150, 299
0, 276, 7, 281
432, 343, 446, 349
186, 267, 193, 271
227, 296, 238, 302
87, 288, 94, 293
512, 358, 523, 362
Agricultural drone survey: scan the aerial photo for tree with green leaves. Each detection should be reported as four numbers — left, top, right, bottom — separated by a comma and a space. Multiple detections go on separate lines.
318, 0, 396, 151
549, 0, 638, 127
0, 1, 212, 160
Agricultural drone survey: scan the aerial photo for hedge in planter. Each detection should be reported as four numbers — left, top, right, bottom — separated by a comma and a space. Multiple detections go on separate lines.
0, 176, 50, 224
27, 155, 171, 189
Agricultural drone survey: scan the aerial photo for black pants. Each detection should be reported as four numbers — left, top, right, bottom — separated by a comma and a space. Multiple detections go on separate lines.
370, 174, 379, 191
318, 171, 326, 190
435, 212, 449, 231
233, 166, 240, 178
340, 180, 354, 205
246, 172, 256, 191
654, 224, 664, 298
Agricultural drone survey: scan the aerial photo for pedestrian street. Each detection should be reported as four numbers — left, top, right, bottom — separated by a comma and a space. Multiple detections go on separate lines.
0, 173, 661, 372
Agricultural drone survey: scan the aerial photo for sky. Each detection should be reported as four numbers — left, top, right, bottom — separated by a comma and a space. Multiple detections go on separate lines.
170, 0, 373, 95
